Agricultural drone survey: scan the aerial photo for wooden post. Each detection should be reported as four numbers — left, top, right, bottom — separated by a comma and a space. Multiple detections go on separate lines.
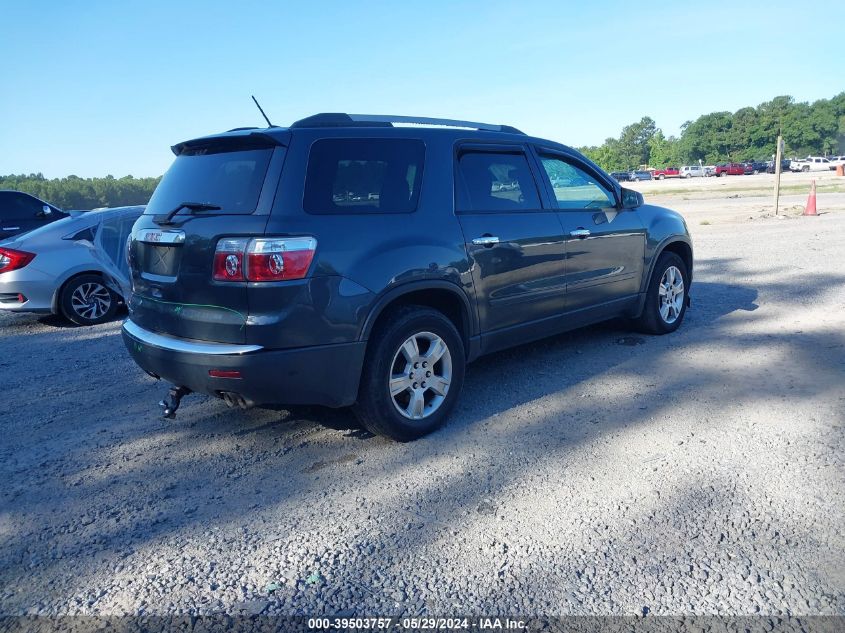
773, 135, 784, 216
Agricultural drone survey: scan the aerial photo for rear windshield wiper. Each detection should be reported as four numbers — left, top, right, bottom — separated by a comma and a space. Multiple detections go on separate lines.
154, 202, 222, 225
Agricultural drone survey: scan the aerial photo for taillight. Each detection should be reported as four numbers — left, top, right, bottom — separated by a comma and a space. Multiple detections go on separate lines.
0, 248, 36, 274
246, 237, 317, 281
213, 238, 249, 281
213, 237, 317, 282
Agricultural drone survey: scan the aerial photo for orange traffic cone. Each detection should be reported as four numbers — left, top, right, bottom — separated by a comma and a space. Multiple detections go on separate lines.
803, 180, 818, 216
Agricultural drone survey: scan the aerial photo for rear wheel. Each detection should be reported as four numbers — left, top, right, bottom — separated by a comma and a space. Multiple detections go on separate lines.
353, 306, 465, 441
59, 274, 118, 326
633, 252, 688, 335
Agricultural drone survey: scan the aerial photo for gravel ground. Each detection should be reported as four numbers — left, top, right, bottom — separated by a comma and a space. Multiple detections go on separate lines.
1, 185, 844, 619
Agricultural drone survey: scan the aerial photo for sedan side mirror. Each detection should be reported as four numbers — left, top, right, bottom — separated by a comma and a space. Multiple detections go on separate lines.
620, 187, 644, 209
37, 205, 53, 218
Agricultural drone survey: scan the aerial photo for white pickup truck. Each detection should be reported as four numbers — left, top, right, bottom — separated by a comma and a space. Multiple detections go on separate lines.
789, 156, 832, 172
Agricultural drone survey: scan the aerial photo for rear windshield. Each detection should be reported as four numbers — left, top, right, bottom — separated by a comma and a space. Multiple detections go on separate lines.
145, 147, 273, 215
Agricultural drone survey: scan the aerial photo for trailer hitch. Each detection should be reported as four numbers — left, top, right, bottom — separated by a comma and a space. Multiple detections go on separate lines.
159, 386, 192, 419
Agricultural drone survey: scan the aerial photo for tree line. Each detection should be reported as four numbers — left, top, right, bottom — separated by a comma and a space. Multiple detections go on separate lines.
0, 173, 161, 210
579, 92, 845, 172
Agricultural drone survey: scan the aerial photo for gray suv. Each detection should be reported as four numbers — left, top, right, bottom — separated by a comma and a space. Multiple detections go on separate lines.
123, 114, 692, 441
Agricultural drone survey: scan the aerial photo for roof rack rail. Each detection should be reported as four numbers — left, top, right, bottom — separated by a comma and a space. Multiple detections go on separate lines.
290, 113, 524, 134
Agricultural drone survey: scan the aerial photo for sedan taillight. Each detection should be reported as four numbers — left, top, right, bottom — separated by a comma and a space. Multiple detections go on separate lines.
213, 237, 316, 282
0, 248, 36, 274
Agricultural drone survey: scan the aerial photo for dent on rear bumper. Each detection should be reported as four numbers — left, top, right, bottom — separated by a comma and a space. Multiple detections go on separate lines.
122, 321, 366, 408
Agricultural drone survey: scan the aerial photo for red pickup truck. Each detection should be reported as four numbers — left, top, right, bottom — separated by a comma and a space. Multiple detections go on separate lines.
714, 163, 746, 177
651, 167, 680, 180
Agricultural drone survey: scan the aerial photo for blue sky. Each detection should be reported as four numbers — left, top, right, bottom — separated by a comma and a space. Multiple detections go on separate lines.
2, 1, 842, 178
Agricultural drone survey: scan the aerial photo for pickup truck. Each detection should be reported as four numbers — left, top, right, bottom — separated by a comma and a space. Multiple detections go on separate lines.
789, 156, 832, 172
714, 163, 746, 177
651, 167, 680, 180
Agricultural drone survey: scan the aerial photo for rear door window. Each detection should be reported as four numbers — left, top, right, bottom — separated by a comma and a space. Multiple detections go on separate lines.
145, 145, 274, 215
303, 138, 425, 214
455, 151, 541, 212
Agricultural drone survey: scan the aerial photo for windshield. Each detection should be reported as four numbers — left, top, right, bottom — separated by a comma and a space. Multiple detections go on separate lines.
144, 147, 273, 215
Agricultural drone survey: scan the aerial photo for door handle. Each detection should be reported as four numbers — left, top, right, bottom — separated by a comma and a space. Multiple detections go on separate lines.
472, 235, 500, 246
569, 229, 591, 238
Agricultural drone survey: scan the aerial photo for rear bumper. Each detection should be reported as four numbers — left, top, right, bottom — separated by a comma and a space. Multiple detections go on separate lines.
0, 272, 56, 313
122, 320, 365, 408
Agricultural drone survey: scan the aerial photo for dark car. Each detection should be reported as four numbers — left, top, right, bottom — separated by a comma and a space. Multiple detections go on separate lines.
629, 170, 653, 181
0, 191, 67, 240
742, 160, 767, 175
122, 113, 693, 441
610, 171, 631, 182
766, 159, 791, 174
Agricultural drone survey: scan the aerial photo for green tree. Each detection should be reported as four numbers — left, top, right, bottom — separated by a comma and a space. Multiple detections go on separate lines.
0, 174, 161, 209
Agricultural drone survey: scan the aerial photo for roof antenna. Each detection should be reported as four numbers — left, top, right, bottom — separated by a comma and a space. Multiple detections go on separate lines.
251, 95, 274, 127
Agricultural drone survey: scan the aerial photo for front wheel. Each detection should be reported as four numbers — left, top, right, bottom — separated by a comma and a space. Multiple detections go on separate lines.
59, 274, 119, 326
633, 252, 688, 335
802, 166, 810, 172
353, 306, 466, 441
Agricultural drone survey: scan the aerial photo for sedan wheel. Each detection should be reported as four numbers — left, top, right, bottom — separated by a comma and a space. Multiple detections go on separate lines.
60, 274, 119, 326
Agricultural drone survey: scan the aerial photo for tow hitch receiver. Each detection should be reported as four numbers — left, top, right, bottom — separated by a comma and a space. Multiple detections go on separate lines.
159, 386, 192, 419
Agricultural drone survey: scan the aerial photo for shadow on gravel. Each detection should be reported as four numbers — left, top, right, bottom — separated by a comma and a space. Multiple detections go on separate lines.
1, 256, 844, 614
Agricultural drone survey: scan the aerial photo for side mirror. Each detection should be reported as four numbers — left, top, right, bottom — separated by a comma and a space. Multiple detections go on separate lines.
37, 205, 53, 218
620, 187, 644, 209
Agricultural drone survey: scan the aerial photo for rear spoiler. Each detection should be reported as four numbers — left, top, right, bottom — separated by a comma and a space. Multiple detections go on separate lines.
171, 130, 287, 156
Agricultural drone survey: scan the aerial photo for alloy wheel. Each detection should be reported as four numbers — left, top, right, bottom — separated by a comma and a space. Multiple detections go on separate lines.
658, 266, 685, 324
70, 282, 111, 320
389, 331, 452, 420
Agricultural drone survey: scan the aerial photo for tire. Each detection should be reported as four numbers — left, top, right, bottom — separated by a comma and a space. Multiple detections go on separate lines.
719, 171, 727, 177
685, 173, 691, 179
59, 274, 119, 326
353, 306, 466, 441
632, 252, 688, 335
659, 174, 665, 180
802, 166, 809, 172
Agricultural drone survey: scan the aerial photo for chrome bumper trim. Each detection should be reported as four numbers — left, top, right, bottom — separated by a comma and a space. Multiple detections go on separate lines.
122, 320, 263, 355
